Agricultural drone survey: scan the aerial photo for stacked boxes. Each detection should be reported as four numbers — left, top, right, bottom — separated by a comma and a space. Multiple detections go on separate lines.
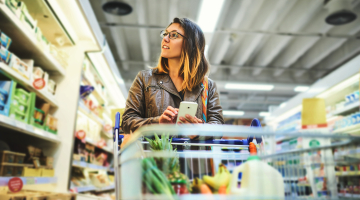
9, 87, 32, 123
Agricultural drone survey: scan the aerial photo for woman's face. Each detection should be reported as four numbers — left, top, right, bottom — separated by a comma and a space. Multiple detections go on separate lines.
161, 23, 185, 59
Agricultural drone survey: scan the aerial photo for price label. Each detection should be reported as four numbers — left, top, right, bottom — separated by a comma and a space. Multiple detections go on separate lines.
25, 177, 35, 185
8, 177, 23, 193
0, 114, 5, 122
26, 125, 34, 132
349, 171, 356, 175
4, 117, 15, 126
343, 171, 349, 175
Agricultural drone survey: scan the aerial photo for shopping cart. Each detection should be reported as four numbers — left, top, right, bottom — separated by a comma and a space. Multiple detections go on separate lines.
113, 112, 360, 199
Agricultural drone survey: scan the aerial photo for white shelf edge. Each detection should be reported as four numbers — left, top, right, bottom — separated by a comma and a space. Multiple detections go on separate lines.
328, 101, 360, 118
71, 184, 115, 193
0, 3, 66, 76
0, 62, 59, 107
85, 137, 113, 154
0, 114, 60, 143
333, 123, 360, 134
78, 102, 105, 126
0, 176, 57, 186
72, 160, 112, 171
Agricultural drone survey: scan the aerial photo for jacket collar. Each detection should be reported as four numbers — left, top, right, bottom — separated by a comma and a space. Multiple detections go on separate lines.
153, 69, 204, 101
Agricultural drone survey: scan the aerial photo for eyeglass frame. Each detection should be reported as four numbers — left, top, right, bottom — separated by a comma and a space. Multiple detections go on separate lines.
160, 30, 187, 39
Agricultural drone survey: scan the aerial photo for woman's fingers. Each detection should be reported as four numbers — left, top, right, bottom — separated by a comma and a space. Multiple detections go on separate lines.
163, 110, 176, 118
194, 116, 203, 123
166, 106, 178, 115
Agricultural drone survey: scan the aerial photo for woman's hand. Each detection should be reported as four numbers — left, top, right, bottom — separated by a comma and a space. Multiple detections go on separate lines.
159, 106, 179, 124
178, 115, 204, 139
178, 114, 203, 124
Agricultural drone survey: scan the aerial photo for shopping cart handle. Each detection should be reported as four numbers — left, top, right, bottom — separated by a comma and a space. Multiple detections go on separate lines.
171, 138, 248, 145
114, 112, 121, 142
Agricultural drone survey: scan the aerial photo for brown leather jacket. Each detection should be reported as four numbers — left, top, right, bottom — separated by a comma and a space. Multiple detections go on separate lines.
121, 69, 224, 135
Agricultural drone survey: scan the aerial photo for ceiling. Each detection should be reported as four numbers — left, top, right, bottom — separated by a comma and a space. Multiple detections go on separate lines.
88, 0, 360, 119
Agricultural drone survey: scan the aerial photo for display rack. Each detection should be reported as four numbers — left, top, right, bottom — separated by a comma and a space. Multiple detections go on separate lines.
0, 114, 60, 143
0, 3, 66, 75
0, 63, 58, 107
71, 185, 115, 193
73, 160, 112, 171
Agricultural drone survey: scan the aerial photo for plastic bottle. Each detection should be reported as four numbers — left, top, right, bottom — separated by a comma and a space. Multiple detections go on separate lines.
229, 155, 285, 199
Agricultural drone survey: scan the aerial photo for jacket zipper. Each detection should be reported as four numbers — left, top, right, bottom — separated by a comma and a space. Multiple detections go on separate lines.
157, 84, 182, 100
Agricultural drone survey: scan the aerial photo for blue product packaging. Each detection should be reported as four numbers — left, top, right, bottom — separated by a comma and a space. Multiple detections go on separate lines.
0, 47, 11, 64
1, 32, 12, 49
357, 112, 360, 124
352, 114, 358, 125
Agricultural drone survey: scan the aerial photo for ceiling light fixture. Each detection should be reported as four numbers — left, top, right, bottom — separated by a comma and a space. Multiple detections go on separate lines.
225, 83, 274, 91
102, 1, 132, 16
294, 86, 309, 92
223, 110, 245, 116
197, 0, 225, 32
259, 112, 270, 117
325, 0, 357, 25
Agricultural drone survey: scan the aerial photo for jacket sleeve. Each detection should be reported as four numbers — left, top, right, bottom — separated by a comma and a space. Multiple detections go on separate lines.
121, 71, 160, 134
206, 79, 225, 125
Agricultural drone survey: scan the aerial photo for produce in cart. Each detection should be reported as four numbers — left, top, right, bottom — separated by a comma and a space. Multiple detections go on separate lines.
144, 134, 190, 195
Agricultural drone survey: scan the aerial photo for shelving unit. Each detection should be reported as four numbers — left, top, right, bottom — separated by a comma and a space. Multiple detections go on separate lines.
78, 102, 105, 126
0, 3, 66, 75
0, 63, 58, 107
0, 113, 60, 143
0, 177, 57, 186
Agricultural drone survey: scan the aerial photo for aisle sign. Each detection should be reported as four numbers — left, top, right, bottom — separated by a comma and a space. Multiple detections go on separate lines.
301, 98, 327, 129
8, 177, 23, 193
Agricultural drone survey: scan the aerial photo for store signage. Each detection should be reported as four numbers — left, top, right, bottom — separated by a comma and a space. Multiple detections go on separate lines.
8, 177, 23, 193
33, 78, 46, 90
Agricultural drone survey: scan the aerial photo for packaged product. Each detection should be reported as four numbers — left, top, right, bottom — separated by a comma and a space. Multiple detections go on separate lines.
47, 79, 57, 95
19, 2, 37, 32
0, 31, 12, 49
40, 157, 54, 168
0, 47, 11, 64
5, 0, 21, 17
35, 27, 50, 52
9, 55, 33, 80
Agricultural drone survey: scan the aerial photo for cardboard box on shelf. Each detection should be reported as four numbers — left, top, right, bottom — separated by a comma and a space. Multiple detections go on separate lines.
1, 31, 12, 49
40, 167, 54, 177
0, 47, 11, 64
40, 156, 53, 168
8, 55, 33, 80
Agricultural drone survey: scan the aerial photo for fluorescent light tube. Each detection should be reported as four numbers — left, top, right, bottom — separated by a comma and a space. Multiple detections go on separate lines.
259, 112, 270, 117
197, 0, 225, 32
294, 86, 309, 92
223, 110, 245, 116
225, 83, 274, 91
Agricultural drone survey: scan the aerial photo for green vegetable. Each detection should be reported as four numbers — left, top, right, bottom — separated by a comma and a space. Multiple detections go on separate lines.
142, 158, 176, 198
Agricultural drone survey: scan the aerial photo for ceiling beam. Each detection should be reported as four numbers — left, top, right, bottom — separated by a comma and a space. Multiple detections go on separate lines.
209, 0, 252, 69
228, 0, 285, 74
251, 0, 322, 76
313, 37, 360, 78
272, 2, 360, 77
104, 20, 129, 71
220, 98, 284, 105
136, 0, 150, 69
206, 0, 232, 74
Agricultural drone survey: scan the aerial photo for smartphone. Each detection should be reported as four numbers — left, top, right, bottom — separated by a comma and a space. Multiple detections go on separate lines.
176, 101, 198, 124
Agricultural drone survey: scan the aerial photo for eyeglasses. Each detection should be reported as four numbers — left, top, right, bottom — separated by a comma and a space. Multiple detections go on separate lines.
160, 30, 187, 39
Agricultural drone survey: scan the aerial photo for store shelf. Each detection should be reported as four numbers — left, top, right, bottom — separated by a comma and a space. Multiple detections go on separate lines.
101, 129, 112, 139
275, 135, 297, 142
327, 101, 360, 118
78, 102, 105, 126
0, 114, 60, 143
283, 177, 299, 181
0, 3, 66, 75
71, 185, 115, 193
73, 160, 111, 171
339, 194, 360, 198
0, 177, 57, 186
85, 137, 113, 154
0, 63, 58, 107
336, 171, 360, 176
333, 123, 360, 135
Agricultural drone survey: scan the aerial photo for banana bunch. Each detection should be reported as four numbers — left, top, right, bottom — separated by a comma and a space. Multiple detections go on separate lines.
191, 177, 203, 194
202, 164, 231, 193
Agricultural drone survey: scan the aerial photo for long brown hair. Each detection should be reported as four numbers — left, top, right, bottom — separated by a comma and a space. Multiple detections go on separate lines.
156, 18, 209, 91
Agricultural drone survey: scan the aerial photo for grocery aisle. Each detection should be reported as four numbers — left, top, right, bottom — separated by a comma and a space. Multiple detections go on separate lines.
0, 0, 360, 199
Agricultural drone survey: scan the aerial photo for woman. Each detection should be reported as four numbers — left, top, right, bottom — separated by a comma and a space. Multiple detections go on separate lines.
122, 17, 224, 137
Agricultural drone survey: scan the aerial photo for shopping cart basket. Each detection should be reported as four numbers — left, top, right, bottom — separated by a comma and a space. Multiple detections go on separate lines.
113, 112, 360, 199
